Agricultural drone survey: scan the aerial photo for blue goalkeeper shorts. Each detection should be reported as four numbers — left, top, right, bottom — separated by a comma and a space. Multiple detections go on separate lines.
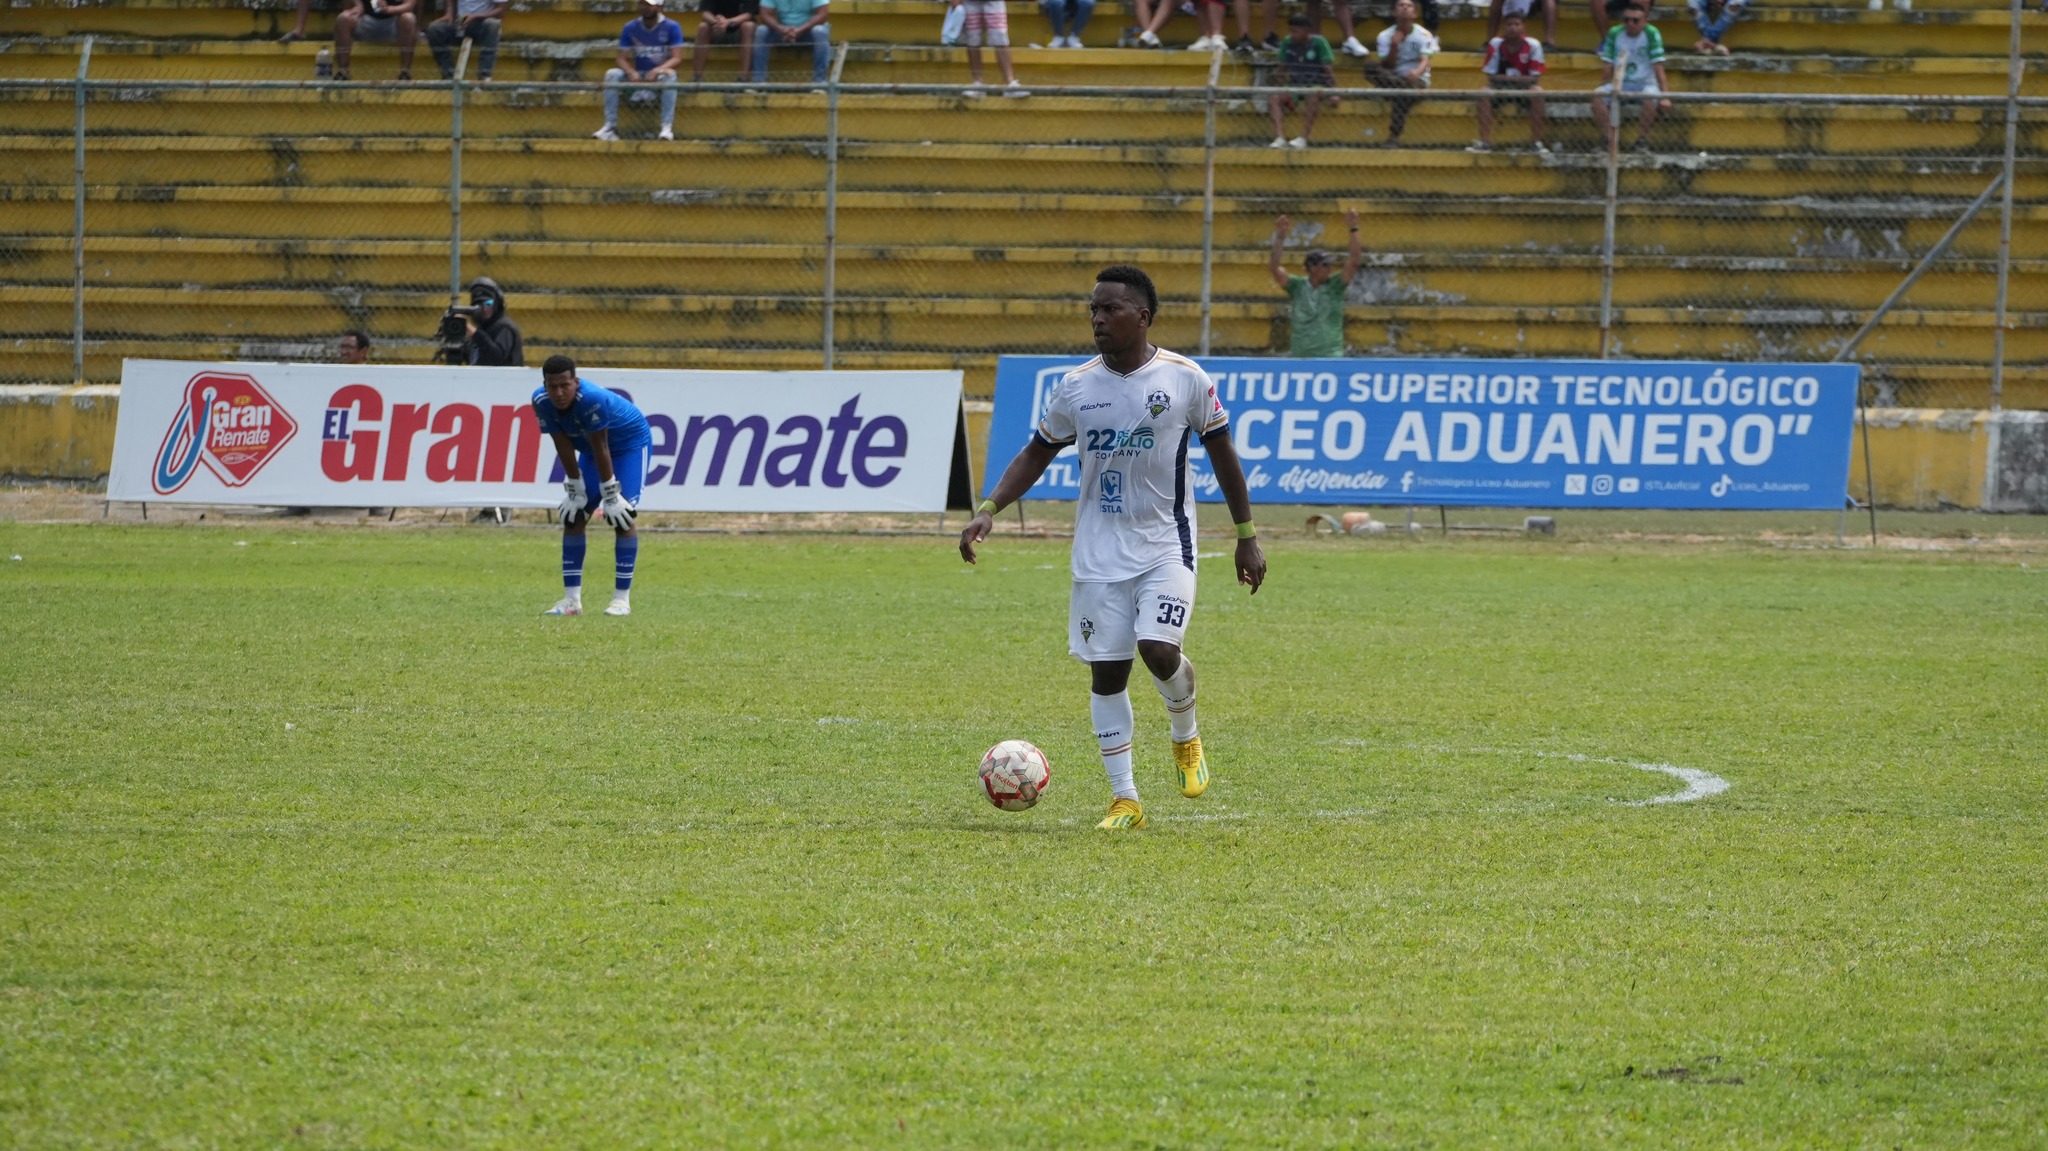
576, 444, 647, 513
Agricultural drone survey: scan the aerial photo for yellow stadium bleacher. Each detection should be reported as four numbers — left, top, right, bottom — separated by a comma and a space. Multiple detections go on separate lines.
0, 0, 2043, 409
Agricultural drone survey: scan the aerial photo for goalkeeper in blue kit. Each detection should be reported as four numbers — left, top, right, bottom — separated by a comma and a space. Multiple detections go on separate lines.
533, 354, 651, 617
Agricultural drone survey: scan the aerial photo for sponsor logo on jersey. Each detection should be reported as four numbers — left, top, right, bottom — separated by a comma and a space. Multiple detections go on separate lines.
1084, 426, 1157, 456
152, 372, 299, 494
1147, 389, 1170, 418
1099, 468, 1124, 512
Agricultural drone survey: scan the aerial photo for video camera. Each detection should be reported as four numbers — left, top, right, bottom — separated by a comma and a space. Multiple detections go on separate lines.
436, 304, 488, 365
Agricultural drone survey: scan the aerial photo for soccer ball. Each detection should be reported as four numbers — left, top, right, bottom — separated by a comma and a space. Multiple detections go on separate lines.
979, 740, 1050, 811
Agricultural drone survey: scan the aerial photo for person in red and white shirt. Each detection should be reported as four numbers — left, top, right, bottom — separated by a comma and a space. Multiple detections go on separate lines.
1471, 11, 1548, 154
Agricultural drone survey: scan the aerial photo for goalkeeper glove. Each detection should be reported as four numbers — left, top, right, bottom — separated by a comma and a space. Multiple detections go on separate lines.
600, 478, 636, 531
557, 476, 587, 525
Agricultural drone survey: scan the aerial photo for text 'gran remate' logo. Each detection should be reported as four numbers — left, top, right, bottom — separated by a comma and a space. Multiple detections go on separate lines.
152, 372, 300, 494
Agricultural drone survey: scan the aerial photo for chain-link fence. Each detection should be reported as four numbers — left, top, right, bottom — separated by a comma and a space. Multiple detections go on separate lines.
4, 62, 2041, 410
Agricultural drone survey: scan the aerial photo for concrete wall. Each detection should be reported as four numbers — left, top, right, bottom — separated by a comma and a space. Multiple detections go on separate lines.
6, 384, 2045, 512
1849, 408, 2048, 513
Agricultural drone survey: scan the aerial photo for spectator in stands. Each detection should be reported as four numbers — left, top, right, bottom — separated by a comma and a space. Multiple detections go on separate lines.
338, 330, 371, 364
1040, 0, 1093, 47
1593, 1, 1670, 151
752, 0, 832, 85
1269, 210, 1361, 358
1688, 0, 1743, 53
427, 0, 507, 83
1262, 0, 1369, 56
693, 0, 758, 80
1130, 0, 1271, 52
457, 277, 524, 366
278, 0, 320, 43
331, 0, 418, 79
1486, 0, 1554, 45
1471, 11, 1547, 153
1266, 12, 1337, 149
1593, 0, 1654, 35
1361, 0, 1436, 145
951, 1, 1030, 95
596, 0, 683, 141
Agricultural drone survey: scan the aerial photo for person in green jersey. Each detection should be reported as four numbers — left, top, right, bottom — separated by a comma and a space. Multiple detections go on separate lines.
1268, 209, 1362, 358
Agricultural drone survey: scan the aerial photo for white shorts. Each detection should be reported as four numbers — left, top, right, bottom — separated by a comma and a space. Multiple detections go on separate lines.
1068, 561, 1196, 662
958, 0, 1010, 46
354, 12, 407, 42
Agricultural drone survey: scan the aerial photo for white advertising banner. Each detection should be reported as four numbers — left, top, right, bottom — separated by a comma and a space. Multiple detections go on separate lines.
107, 361, 965, 512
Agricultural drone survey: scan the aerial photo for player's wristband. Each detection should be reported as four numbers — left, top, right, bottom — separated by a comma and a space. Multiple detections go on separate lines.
977, 498, 999, 516
1235, 521, 1258, 539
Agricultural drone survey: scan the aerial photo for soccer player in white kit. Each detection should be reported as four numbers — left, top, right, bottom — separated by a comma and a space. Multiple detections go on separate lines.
960, 266, 1267, 830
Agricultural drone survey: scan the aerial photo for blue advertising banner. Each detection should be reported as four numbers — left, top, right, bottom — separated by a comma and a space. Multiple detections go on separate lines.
985, 357, 1859, 510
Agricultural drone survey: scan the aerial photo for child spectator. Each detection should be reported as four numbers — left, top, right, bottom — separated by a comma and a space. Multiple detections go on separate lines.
1267, 12, 1337, 149
1471, 11, 1547, 153
1688, 0, 1744, 54
1361, 0, 1436, 145
1593, 1, 1671, 151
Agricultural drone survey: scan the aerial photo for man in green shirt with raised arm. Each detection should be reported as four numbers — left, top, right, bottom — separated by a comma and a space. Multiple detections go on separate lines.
1269, 209, 1362, 358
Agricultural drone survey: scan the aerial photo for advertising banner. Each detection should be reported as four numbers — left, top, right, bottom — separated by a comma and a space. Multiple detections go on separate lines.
109, 361, 964, 512
986, 357, 1859, 510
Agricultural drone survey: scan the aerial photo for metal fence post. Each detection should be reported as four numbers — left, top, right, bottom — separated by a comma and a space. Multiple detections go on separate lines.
449, 41, 472, 304
73, 37, 94, 386
1598, 73, 1624, 361
1989, 0, 2022, 411
1199, 51, 1221, 357
823, 43, 848, 370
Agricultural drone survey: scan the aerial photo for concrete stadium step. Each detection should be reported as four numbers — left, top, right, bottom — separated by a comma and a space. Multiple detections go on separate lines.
3, 85, 2035, 156
11, 0, 2040, 57
5, 235, 2040, 313
8, 184, 2045, 254
6, 336, 2037, 409
8, 39, 2045, 94
3, 133, 2036, 199
7, 283, 2045, 364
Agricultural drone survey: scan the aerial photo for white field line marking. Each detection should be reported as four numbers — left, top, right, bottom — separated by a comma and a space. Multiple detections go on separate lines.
1333, 741, 1731, 806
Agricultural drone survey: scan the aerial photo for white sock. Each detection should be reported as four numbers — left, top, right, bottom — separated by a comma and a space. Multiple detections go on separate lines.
1154, 656, 1197, 742
1091, 691, 1138, 801
564, 586, 583, 608
611, 589, 630, 605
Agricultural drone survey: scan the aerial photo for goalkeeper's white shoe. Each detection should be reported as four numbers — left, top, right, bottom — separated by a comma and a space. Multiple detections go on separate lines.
604, 596, 631, 617
543, 596, 583, 616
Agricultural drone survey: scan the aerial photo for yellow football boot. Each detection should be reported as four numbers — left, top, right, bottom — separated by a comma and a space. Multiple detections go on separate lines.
1172, 737, 1210, 798
1095, 797, 1147, 830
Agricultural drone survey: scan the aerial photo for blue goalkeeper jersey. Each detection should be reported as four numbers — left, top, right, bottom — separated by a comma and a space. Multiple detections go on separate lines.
531, 379, 652, 454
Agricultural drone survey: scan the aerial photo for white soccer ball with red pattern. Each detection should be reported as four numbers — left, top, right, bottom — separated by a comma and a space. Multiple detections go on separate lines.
979, 740, 1050, 811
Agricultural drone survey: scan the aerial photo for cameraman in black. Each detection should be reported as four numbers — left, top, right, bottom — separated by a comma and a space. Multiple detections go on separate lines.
440, 276, 525, 366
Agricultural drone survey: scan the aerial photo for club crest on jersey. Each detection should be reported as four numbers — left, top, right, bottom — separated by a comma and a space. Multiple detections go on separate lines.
1079, 616, 1095, 642
152, 371, 299, 494
1099, 468, 1124, 513
1146, 389, 1170, 418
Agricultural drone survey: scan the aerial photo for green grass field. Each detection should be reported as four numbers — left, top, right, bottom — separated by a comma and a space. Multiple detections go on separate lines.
3, 517, 2046, 1147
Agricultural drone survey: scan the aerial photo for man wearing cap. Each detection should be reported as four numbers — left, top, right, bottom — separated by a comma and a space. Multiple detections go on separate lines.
1268, 211, 1361, 358
597, 0, 685, 141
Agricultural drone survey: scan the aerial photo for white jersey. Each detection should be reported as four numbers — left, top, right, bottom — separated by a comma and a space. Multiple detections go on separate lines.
1035, 347, 1230, 582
